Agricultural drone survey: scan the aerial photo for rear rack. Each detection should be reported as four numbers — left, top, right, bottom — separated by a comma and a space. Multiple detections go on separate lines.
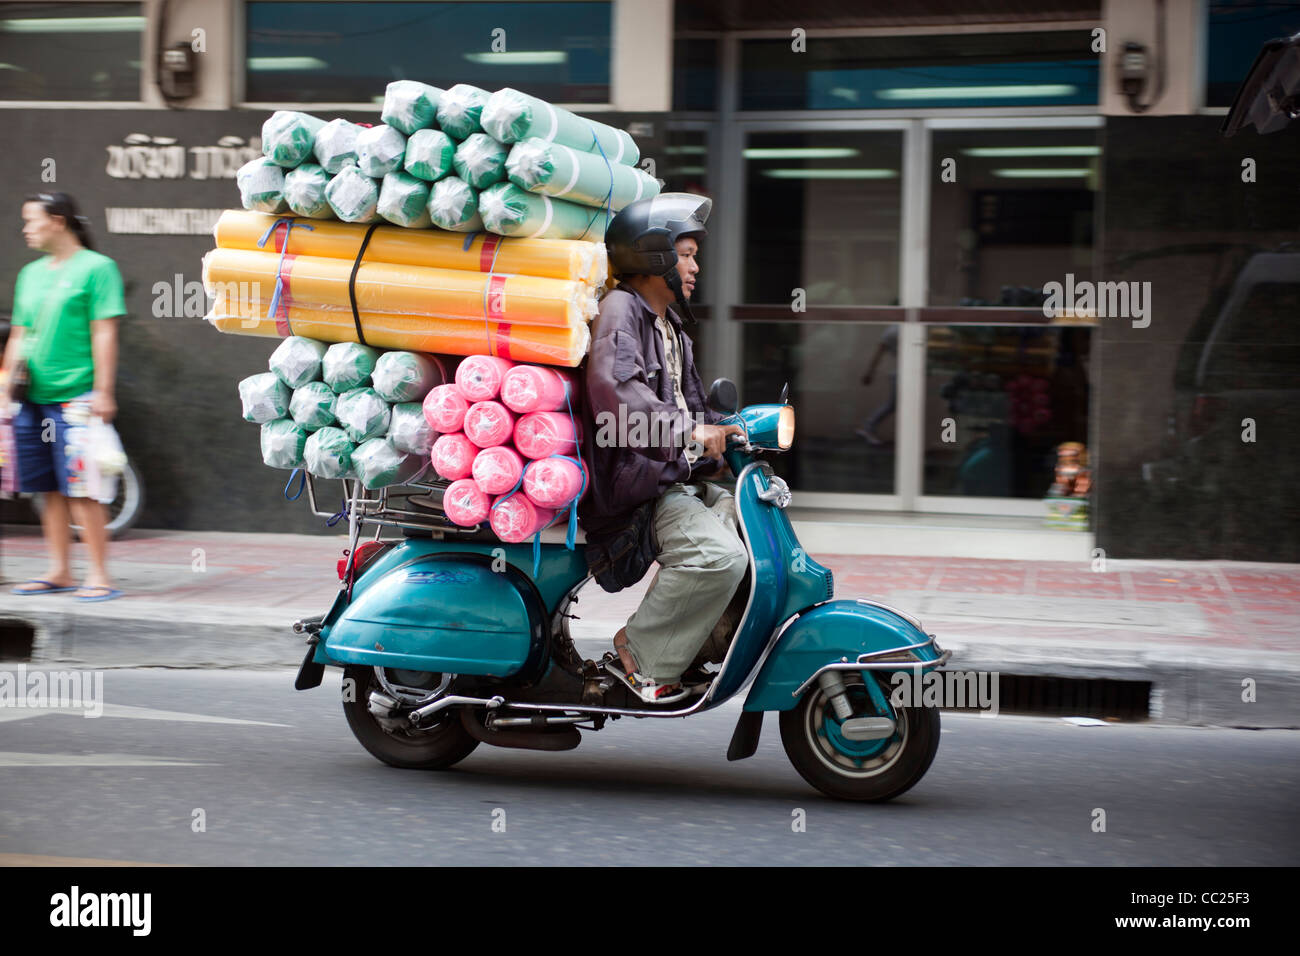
300, 470, 486, 540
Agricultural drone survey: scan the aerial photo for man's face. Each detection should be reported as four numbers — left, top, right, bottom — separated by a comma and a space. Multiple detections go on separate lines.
674, 236, 700, 299
22, 202, 60, 252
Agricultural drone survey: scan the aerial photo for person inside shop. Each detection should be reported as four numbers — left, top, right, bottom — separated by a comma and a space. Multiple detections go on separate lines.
579, 193, 747, 704
0, 192, 126, 601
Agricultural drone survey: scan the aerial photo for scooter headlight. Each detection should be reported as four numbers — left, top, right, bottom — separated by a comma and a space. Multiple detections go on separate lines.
778, 406, 795, 450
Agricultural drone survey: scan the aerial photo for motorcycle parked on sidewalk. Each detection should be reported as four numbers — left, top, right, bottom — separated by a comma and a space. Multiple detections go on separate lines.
292, 380, 950, 801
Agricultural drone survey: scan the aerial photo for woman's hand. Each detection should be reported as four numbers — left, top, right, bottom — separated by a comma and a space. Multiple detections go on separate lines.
90, 390, 117, 423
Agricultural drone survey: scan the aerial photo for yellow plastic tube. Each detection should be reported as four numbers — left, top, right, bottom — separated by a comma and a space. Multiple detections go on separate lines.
202, 248, 597, 329
207, 297, 591, 367
213, 210, 608, 286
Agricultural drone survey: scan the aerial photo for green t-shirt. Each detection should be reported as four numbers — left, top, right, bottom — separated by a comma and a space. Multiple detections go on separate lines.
11, 249, 125, 404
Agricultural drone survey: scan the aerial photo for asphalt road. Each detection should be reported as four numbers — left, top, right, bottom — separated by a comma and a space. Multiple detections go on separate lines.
1, 668, 1296, 866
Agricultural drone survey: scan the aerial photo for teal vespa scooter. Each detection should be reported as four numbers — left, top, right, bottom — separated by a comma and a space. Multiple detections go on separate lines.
292, 380, 951, 802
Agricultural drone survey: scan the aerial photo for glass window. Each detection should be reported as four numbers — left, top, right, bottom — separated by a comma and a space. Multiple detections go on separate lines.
923, 325, 1092, 498
0, 2, 142, 101
245, 2, 612, 104
740, 32, 1098, 111
929, 128, 1099, 306
743, 130, 902, 305
673, 37, 717, 111
1207, 0, 1300, 108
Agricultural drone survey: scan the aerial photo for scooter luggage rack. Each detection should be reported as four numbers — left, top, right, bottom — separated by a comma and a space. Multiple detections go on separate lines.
300, 470, 484, 537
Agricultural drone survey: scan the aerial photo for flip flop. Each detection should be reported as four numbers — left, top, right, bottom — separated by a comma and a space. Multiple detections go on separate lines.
11, 580, 78, 595
75, 586, 125, 603
603, 659, 690, 705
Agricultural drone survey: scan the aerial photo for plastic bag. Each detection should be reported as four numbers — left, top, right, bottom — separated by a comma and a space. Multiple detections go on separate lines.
482, 87, 639, 164
303, 426, 354, 479
388, 402, 436, 455
269, 335, 327, 388
236, 157, 288, 214
436, 83, 489, 139
325, 165, 380, 223
262, 111, 326, 167
313, 118, 361, 174
62, 415, 124, 504
260, 419, 308, 469
352, 437, 428, 490
239, 371, 291, 423
289, 381, 337, 431
335, 387, 391, 442
478, 183, 607, 240
453, 133, 509, 189
427, 176, 483, 232
381, 80, 444, 135
356, 124, 407, 178
404, 129, 457, 182
371, 350, 440, 403
283, 163, 335, 219
377, 171, 432, 228
322, 341, 379, 392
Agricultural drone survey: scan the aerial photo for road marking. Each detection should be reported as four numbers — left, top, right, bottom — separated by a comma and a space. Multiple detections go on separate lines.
0, 752, 212, 767
0, 853, 181, 867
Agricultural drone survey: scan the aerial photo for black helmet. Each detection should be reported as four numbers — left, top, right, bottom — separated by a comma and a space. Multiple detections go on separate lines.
605, 192, 711, 279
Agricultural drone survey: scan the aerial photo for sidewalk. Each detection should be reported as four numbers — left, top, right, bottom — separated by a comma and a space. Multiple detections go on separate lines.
1, 525, 1296, 727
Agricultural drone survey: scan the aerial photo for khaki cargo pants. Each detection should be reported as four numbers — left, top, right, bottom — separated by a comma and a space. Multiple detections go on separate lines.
623, 481, 749, 683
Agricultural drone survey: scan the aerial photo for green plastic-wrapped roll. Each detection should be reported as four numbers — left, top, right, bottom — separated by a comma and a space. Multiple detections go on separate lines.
269, 335, 327, 388
260, 419, 308, 469
388, 403, 436, 455
477, 182, 608, 240
435, 83, 489, 139
482, 88, 639, 165
303, 426, 355, 479
352, 437, 428, 490
381, 80, 444, 135
289, 381, 337, 431
506, 137, 661, 212
322, 341, 379, 392
403, 129, 456, 182
427, 176, 483, 232
262, 111, 326, 168
325, 165, 380, 223
283, 163, 335, 219
335, 387, 391, 443
371, 351, 439, 403
356, 124, 407, 179
238, 372, 291, 423
452, 133, 509, 190
377, 171, 432, 228
236, 158, 288, 214
312, 119, 361, 174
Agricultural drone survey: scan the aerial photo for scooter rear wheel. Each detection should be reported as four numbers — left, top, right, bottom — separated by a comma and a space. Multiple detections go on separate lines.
779, 672, 940, 802
342, 665, 479, 770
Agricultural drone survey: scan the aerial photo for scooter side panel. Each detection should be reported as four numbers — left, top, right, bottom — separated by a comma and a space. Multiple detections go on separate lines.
322, 554, 541, 676
707, 465, 835, 702
741, 600, 938, 712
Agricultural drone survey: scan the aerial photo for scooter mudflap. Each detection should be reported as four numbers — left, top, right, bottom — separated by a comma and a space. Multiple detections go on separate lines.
839, 716, 897, 741
294, 645, 326, 690
726, 711, 764, 762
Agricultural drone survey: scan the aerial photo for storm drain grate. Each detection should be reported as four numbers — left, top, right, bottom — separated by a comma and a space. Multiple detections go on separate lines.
971, 674, 1153, 720
0, 619, 35, 661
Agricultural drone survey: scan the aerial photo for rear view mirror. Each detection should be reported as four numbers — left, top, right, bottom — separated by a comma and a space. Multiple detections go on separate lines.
708, 378, 739, 414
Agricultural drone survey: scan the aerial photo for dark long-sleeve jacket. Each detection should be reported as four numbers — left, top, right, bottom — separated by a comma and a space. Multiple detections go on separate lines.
577, 285, 720, 536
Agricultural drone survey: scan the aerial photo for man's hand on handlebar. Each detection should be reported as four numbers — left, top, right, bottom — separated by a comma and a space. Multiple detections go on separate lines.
691, 422, 745, 459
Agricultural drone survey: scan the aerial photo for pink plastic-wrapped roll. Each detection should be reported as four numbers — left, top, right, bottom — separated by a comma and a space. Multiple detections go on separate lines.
523, 455, 586, 510
463, 400, 515, 448
455, 354, 515, 402
490, 494, 556, 544
431, 432, 477, 480
500, 364, 577, 414
444, 478, 490, 527
472, 444, 525, 495
514, 411, 580, 459
423, 383, 469, 433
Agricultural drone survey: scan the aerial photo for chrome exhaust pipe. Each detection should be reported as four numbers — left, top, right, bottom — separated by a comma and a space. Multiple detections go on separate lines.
408, 694, 504, 725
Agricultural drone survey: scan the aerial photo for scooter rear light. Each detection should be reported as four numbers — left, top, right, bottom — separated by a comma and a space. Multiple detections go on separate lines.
337, 541, 390, 581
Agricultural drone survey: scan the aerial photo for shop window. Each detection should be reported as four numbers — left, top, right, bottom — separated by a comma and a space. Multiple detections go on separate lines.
739, 31, 1098, 111
1207, 0, 1300, 108
673, 37, 717, 112
245, 1, 612, 104
0, 2, 142, 101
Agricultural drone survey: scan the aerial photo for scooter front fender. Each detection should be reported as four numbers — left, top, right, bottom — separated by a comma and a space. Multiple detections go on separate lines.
742, 599, 945, 712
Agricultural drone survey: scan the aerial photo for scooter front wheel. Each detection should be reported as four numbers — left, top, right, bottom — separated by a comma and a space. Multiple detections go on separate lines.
342, 665, 479, 770
779, 672, 940, 802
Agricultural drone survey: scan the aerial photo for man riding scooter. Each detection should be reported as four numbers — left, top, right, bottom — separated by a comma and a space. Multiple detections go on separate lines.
579, 193, 747, 704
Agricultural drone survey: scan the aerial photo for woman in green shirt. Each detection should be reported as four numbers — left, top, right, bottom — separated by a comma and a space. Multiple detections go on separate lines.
0, 192, 125, 601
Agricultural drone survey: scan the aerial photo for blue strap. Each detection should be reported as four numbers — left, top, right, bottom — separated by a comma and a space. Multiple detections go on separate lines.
577, 126, 614, 241
461, 231, 479, 252
256, 218, 315, 335
326, 497, 348, 527
283, 468, 306, 501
